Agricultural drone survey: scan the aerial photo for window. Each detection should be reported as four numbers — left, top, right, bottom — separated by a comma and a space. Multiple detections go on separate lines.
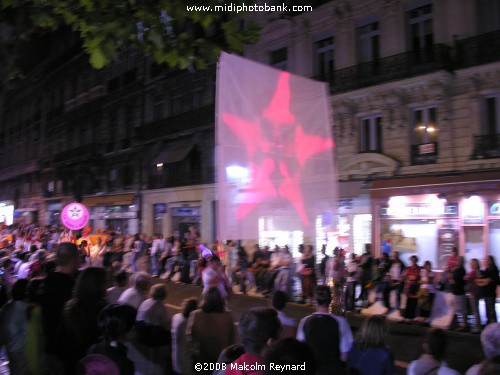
107, 112, 117, 153
484, 94, 500, 136
271, 48, 288, 70
408, 4, 433, 63
476, 0, 500, 34
358, 22, 379, 64
314, 37, 334, 80
360, 116, 382, 152
153, 96, 164, 121
192, 89, 202, 109
171, 96, 182, 115
122, 166, 134, 190
92, 119, 100, 140
125, 105, 135, 140
412, 106, 437, 144
108, 169, 117, 192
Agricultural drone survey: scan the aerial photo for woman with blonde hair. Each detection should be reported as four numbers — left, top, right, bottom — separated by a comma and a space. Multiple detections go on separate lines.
137, 283, 170, 331
347, 315, 394, 375
186, 287, 235, 374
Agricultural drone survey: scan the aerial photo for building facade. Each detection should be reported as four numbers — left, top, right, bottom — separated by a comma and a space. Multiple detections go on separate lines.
0, 32, 216, 240
245, 0, 500, 265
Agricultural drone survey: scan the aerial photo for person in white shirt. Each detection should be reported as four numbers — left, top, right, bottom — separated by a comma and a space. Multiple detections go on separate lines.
130, 234, 141, 273
106, 270, 129, 305
137, 284, 170, 331
118, 272, 151, 310
408, 328, 460, 375
202, 256, 230, 299
224, 240, 238, 285
17, 259, 33, 279
297, 285, 354, 373
171, 298, 199, 375
150, 234, 163, 277
345, 253, 358, 312
388, 251, 405, 310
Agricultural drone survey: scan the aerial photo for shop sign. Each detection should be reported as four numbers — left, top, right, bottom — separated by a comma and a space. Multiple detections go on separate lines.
95, 211, 137, 220
178, 216, 200, 223
61, 202, 89, 230
490, 202, 500, 216
381, 203, 458, 217
154, 203, 168, 214
418, 143, 436, 154
171, 206, 201, 217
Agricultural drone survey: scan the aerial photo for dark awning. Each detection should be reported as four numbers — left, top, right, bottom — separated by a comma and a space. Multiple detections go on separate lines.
152, 137, 195, 165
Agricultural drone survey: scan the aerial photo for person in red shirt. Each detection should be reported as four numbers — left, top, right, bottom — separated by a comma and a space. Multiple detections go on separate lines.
226, 308, 281, 375
403, 255, 421, 321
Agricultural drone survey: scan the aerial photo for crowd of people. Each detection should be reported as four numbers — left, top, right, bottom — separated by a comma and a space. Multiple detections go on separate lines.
0, 223, 498, 375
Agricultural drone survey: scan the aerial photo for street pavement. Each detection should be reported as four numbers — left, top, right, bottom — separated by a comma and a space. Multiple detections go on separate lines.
161, 281, 486, 375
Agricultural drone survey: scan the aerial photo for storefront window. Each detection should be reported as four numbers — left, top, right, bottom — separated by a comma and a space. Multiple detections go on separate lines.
489, 220, 500, 263
153, 203, 167, 235
353, 214, 372, 255
259, 230, 303, 258
381, 219, 439, 268
464, 227, 484, 267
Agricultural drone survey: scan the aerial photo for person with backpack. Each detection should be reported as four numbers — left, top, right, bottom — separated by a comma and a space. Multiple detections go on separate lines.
296, 285, 353, 375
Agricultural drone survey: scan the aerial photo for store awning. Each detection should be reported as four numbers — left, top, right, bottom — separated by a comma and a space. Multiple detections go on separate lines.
153, 138, 195, 165
81, 194, 135, 207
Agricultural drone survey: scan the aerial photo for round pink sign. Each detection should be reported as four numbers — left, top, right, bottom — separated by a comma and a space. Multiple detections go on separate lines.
61, 202, 90, 230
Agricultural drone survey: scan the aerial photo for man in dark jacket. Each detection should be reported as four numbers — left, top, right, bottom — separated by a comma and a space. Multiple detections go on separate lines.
450, 256, 467, 331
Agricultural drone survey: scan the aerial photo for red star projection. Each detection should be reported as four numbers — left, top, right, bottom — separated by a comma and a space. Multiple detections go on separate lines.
222, 72, 334, 225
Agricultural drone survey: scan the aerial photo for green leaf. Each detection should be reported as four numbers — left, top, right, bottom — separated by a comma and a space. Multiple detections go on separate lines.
89, 47, 107, 69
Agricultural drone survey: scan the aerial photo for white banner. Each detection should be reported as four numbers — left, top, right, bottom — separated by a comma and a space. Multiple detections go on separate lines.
216, 52, 338, 242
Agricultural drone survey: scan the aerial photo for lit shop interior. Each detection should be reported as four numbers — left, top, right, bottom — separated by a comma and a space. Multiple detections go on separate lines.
257, 212, 372, 260
0, 203, 14, 226
372, 193, 500, 270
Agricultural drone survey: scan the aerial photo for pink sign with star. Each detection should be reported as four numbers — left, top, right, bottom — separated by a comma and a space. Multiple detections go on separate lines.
61, 202, 90, 231
216, 53, 338, 241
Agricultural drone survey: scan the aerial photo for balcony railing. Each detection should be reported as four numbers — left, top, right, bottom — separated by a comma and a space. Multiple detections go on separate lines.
411, 142, 439, 165
137, 104, 215, 141
456, 30, 500, 69
472, 134, 500, 160
316, 44, 452, 93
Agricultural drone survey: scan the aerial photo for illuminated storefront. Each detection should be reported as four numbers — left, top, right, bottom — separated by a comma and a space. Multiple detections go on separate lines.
82, 194, 139, 235
371, 172, 500, 269
0, 202, 14, 226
